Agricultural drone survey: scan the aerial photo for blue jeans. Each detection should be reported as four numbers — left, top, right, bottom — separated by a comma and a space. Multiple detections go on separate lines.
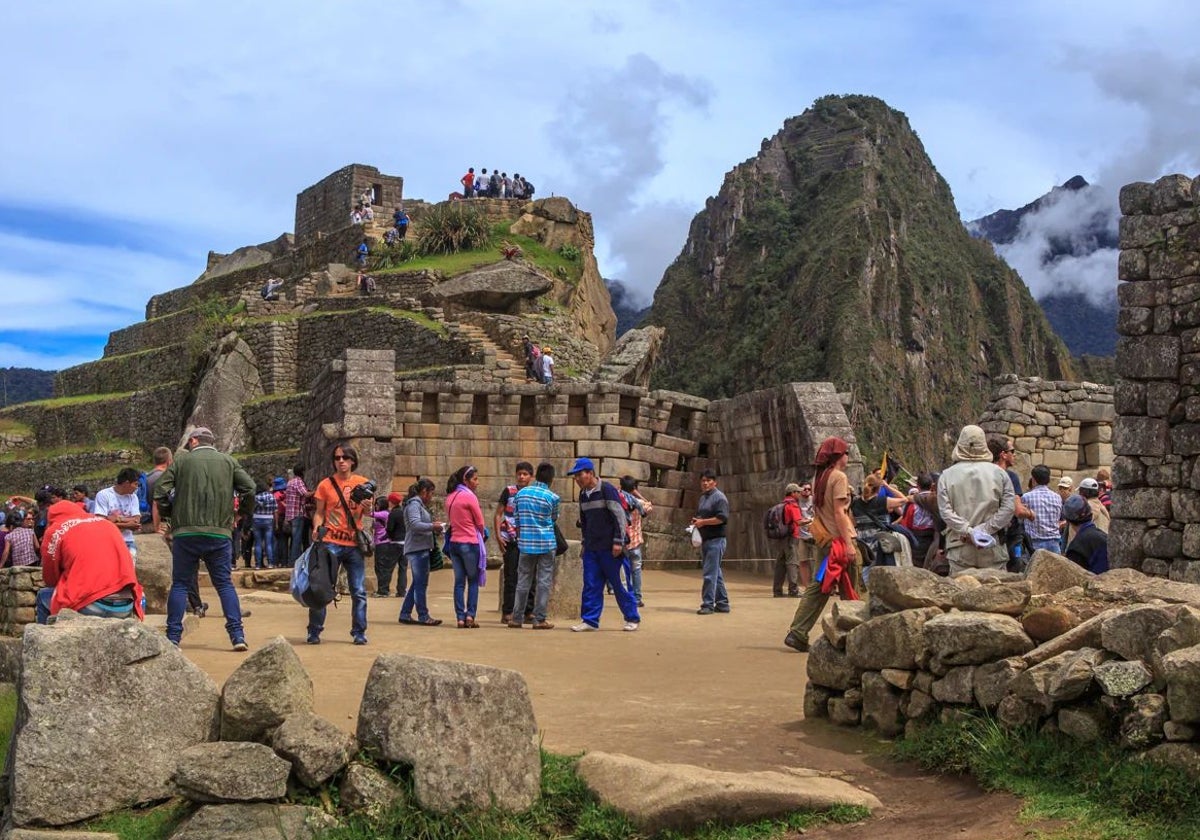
169, 535, 243, 644
700, 537, 730, 611
307, 543, 367, 640
626, 546, 643, 599
1031, 538, 1062, 554
513, 551, 555, 623
400, 550, 432, 621
252, 518, 275, 567
448, 541, 480, 621
37, 587, 134, 624
580, 548, 640, 627
288, 516, 309, 564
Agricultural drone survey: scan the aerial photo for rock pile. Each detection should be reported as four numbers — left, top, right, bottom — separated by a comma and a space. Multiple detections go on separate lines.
805, 555, 1200, 762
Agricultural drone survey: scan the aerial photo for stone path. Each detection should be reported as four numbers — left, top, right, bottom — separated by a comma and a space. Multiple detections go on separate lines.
173, 565, 1047, 839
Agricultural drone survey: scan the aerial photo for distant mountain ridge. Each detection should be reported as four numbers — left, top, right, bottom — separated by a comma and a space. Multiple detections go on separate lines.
644, 95, 1074, 466
0, 367, 54, 408
968, 176, 1119, 359
605, 279, 651, 337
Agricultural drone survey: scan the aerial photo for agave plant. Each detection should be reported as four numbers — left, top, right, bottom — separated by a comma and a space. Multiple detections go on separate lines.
416, 205, 491, 255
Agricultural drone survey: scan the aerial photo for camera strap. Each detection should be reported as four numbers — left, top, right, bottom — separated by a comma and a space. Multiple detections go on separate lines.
327, 477, 362, 533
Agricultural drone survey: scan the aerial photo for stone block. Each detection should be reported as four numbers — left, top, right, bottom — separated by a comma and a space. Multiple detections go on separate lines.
1119, 214, 1164, 250
1119, 181, 1153, 215
1114, 380, 1146, 415
1113, 487, 1171, 519
1118, 251, 1149, 282
1113, 417, 1168, 456
629, 444, 682, 469
1116, 335, 1180, 379
650, 433, 700, 456
1040, 448, 1079, 471
551, 425, 602, 441
601, 426, 653, 445
1151, 174, 1194, 214
574, 440, 631, 459
1174, 490, 1200, 522
598, 458, 651, 482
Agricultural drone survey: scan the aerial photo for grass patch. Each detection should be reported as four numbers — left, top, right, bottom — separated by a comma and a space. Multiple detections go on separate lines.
10, 391, 137, 410
85, 800, 193, 840
0, 417, 33, 436
317, 751, 867, 840
364, 307, 448, 336
0, 684, 16, 761
0, 439, 142, 464
893, 714, 1200, 840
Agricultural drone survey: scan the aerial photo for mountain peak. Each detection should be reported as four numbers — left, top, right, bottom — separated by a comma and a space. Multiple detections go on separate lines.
1061, 175, 1090, 191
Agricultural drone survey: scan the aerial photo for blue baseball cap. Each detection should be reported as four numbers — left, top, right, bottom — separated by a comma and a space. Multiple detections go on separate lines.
567, 457, 596, 475
272, 476, 287, 491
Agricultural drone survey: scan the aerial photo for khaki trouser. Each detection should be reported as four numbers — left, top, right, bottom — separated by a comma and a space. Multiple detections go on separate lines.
788, 542, 864, 638
946, 543, 1008, 576
772, 538, 801, 594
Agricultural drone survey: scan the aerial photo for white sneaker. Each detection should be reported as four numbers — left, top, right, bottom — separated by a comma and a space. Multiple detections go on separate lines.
623, 622, 639, 632
571, 622, 598, 632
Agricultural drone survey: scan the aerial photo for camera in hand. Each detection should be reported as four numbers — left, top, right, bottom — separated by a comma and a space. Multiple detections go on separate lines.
349, 480, 376, 504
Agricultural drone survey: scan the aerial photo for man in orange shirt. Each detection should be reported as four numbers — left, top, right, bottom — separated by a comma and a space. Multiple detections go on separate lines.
308, 441, 372, 645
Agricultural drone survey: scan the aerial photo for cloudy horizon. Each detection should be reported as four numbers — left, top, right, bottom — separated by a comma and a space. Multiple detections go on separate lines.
2, 2, 1198, 371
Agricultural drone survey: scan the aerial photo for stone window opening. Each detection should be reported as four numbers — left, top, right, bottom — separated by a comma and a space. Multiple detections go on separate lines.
1078, 422, 1103, 469
667, 406, 692, 438
619, 396, 639, 426
519, 395, 536, 426
370, 183, 381, 205
470, 394, 488, 425
420, 393, 439, 423
568, 395, 588, 425
648, 466, 666, 488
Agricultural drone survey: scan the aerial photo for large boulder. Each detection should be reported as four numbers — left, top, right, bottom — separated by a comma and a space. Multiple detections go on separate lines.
9, 616, 219, 827
429, 263, 554, 310
1087, 568, 1200, 609
923, 613, 1035, 667
868, 567, 961, 612
184, 333, 264, 454
931, 666, 976, 704
1026, 550, 1093, 596
356, 654, 540, 813
575, 752, 879, 834
1093, 660, 1153, 697
1100, 604, 1186, 664
593, 327, 665, 389
271, 712, 357, 788
1057, 705, 1111, 742
174, 742, 290, 803
1022, 607, 1127, 666
845, 607, 942, 670
1160, 644, 1200, 723
221, 636, 313, 742
168, 803, 337, 840
1151, 606, 1200, 681
1009, 647, 1109, 714
806, 635, 862, 690
135, 551, 173, 614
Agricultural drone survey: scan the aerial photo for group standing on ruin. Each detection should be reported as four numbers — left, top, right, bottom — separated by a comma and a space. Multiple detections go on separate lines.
458, 167, 535, 200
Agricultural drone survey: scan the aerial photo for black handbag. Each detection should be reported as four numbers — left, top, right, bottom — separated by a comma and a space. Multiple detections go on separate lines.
554, 523, 569, 556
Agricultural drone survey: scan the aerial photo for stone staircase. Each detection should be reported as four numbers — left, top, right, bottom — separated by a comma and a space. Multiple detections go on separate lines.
445, 321, 527, 384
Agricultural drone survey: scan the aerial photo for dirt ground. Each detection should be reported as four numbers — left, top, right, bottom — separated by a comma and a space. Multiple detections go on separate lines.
178, 565, 1041, 839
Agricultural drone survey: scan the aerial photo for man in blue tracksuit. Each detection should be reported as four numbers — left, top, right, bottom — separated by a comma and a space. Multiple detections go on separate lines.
567, 457, 640, 632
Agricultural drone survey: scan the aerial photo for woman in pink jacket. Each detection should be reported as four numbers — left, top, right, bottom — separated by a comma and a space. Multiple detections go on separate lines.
444, 465, 487, 628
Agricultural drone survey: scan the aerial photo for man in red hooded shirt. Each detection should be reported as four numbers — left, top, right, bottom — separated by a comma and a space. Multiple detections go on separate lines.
36, 501, 145, 624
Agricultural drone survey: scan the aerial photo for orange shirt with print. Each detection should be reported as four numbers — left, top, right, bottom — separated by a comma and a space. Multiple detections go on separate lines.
314, 474, 370, 547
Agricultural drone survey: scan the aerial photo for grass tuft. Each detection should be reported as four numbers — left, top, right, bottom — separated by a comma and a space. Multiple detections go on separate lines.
894, 714, 1200, 840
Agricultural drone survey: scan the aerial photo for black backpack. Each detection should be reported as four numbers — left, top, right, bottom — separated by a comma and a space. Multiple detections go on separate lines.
763, 502, 790, 540
299, 542, 338, 609
386, 504, 408, 543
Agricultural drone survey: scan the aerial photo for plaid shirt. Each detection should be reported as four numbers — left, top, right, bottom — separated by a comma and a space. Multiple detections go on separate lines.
1023, 484, 1062, 541
283, 476, 309, 520
253, 490, 278, 519
514, 481, 559, 554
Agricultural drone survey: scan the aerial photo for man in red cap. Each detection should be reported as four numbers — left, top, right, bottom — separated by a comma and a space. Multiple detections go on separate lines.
36, 501, 145, 624
373, 490, 408, 598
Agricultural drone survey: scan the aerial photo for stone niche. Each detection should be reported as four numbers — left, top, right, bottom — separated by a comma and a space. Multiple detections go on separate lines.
979, 374, 1114, 484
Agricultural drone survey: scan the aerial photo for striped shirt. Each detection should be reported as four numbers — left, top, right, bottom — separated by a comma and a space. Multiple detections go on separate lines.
515, 481, 559, 554
1023, 484, 1062, 541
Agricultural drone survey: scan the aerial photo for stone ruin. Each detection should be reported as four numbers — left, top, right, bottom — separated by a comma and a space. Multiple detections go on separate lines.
978, 374, 1114, 484
803, 557, 1200, 771
0, 615, 877, 836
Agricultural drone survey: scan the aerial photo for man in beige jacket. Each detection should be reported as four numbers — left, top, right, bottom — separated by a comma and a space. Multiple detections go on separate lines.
937, 425, 1015, 574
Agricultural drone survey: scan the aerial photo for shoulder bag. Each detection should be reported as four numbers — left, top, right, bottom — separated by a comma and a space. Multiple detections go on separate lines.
329, 477, 373, 557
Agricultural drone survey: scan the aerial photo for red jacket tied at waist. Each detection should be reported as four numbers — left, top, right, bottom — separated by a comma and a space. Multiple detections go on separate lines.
820, 538, 859, 601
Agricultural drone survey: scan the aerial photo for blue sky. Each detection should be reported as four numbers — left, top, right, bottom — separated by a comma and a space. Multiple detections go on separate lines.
2, 1, 1198, 371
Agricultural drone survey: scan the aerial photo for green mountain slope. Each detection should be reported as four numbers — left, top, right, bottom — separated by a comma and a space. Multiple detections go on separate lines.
645, 95, 1075, 467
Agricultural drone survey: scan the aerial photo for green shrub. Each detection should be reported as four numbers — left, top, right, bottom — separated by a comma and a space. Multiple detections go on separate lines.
557, 243, 580, 261
416, 205, 491, 256
371, 240, 419, 270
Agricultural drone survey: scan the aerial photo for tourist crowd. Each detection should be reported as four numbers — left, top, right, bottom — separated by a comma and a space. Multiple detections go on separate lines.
458, 168, 536, 200
0, 422, 1112, 657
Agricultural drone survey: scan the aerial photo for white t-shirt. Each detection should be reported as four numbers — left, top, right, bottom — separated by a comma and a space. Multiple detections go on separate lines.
542, 354, 554, 378
94, 486, 140, 545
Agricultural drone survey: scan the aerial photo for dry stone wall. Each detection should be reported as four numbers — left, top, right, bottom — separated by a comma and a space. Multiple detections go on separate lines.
243, 394, 310, 453
105, 307, 202, 357
1112, 173, 1200, 579
56, 344, 189, 399
0, 449, 139, 495
297, 352, 858, 562
0, 382, 188, 452
804, 559, 1200, 758
979, 374, 1114, 483
0, 567, 43, 635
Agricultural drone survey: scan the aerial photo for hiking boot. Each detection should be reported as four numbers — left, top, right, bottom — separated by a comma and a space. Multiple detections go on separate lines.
571, 622, 598, 632
232, 639, 249, 652
696, 607, 714, 615
532, 621, 555, 630
306, 635, 321, 645
783, 631, 809, 652
352, 635, 368, 646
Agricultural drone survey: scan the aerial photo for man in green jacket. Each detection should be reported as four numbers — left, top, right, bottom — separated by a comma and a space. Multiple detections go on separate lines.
154, 426, 255, 650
